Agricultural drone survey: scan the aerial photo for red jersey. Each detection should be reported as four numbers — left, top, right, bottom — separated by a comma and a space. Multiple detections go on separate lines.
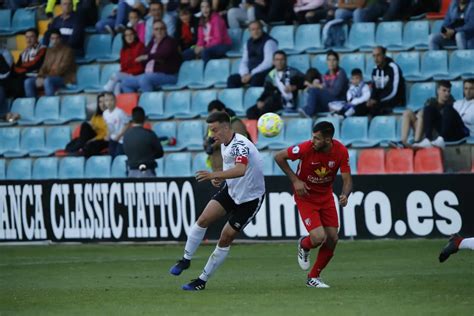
287, 139, 350, 201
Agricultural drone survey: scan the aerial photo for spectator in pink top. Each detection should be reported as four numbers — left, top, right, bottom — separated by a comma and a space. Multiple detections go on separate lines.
182, 0, 232, 63
127, 9, 146, 44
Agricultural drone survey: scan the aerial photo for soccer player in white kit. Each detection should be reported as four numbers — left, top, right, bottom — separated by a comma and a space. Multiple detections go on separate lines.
439, 234, 474, 262
169, 111, 266, 291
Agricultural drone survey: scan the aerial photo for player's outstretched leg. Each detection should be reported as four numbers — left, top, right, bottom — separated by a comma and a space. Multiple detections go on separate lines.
298, 236, 312, 270
439, 234, 464, 262
307, 227, 337, 288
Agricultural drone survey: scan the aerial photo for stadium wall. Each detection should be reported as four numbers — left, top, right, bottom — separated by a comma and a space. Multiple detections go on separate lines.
0, 175, 473, 243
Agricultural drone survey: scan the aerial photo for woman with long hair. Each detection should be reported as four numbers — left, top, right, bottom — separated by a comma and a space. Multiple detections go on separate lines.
103, 27, 145, 94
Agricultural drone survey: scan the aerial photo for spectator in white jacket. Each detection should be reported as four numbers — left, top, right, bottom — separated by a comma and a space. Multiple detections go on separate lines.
331, 68, 371, 117
454, 79, 474, 137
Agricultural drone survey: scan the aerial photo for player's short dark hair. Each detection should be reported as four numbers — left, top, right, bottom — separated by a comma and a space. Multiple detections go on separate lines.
103, 91, 115, 99
248, 20, 263, 29
24, 28, 39, 37
351, 68, 363, 77
149, 0, 164, 10
208, 100, 226, 112
437, 80, 452, 90
326, 50, 339, 61
463, 78, 474, 85
313, 121, 335, 139
374, 46, 387, 55
207, 111, 231, 125
132, 106, 146, 124
273, 50, 287, 58
49, 28, 61, 37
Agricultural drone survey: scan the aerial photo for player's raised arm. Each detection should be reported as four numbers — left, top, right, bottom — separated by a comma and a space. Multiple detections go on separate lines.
274, 149, 309, 196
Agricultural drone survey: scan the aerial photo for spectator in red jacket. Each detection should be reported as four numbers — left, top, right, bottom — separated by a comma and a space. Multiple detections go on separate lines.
103, 27, 145, 94
182, 0, 232, 63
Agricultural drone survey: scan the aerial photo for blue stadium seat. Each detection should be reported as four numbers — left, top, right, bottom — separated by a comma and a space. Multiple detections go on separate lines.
32, 157, 58, 180
352, 116, 398, 148
77, 34, 113, 64
218, 88, 245, 116
58, 157, 85, 179
231, 58, 241, 74
295, 24, 325, 53
164, 153, 192, 177
273, 158, 299, 176
100, 3, 116, 19
340, 53, 365, 78
287, 54, 310, 73
0, 10, 11, 32
256, 126, 286, 150
406, 82, 436, 112
85, 156, 112, 178
164, 90, 197, 119
43, 126, 71, 154
155, 158, 164, 176
153, 122, 183, 152
421, 50, 451, 80
364, 54, 376, 82
270, 25, 298, 55
177, 120, 205, 151
192, 152, 211, 174
315, 116, 341, 140
403, 21, 429, 50
0, 159, 5, 179
6, 158, 32, 180
9, 98, 37, 126
3, 127, 43, 158
375, 22, 405, 51
0, 128, 21, 156
258, 152, 275, 176
336, 23, 376, 52
244, 87, 264, 111
448, 50, 474, 79
111, 155, 127, 178
192, 90, 217, 117
139, 92, 169, 120
100, 63, 120, 87
61, 65, 101, 93
394, 52, 424, 81
226, 28, 243, 57
97, 34, 122, 62
431, 20, 444, 35
451, 81, 463, 101
189, 59, 230, 89
36, 96, 61, 125
311, 54, 328, 73
348, 149, 357, 174
285, 118, 312, 146
340, 117, 369, 146
0, 8, 35, 35
162, 60, 204, 90
58, 95, 87, 122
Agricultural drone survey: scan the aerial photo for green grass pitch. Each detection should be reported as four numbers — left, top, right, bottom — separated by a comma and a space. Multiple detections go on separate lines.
1, 239, 473, 315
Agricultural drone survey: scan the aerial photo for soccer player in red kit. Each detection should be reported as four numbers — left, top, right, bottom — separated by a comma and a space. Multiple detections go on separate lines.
274, 121, 352, 288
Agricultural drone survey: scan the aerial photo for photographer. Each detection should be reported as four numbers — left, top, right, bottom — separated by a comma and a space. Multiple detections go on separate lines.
204, 100, 249, 171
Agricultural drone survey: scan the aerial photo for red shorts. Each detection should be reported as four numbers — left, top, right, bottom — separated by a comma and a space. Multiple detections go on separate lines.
295, 195, 339, 232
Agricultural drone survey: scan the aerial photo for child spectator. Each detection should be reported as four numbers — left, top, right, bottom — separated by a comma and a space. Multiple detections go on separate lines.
332, 68, 371, 117
175, 6, 198, 52
102, 92, 130, 158
127, 9, 146, 43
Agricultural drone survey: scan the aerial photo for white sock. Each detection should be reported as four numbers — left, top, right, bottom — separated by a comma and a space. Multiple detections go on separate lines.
459, 237, 474, 250
199, 246, 230, 282
183, 223, 207, 260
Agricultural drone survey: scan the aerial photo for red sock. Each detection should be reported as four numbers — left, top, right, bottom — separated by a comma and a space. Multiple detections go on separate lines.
454, 236, 464, 248
308, 245, 334, 278
301, 236, 313, 251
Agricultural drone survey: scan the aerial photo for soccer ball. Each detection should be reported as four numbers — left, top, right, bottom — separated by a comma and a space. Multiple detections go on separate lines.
257, 112, 283, 138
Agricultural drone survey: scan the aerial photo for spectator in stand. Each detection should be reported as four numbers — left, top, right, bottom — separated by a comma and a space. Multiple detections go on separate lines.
204, 100, 249, 172
45, 0, 98, 28
24, 29, 76, 97
103, 92, 130, 158
182, 0, 231, 63
65, 93, 109, 157
0, 49, 13, 118
397, 108, 424, 148
227, 0, 257, 29
382, 0, 411, 21
127, 8, 146, 43
43, 0, 84, 52
121, 21, 181, 92
175, 6, 198, 52
333, 68, 371, 117
123, 106, 164, 178
6, 28, 46, 99
429, 0, 474, 50
409, 0, 440, 17
301, 50, 348, 116
304, 68, 323, 88
227, 20, 277, 88
246, 50, 305, 119
454, 79, 474, 138
358, 46, 405, 116
103, 27, 145, 94
413, 81, 465, 149
293, 0, 325, 24
96, 0, 148, 35
145, 1, 177, 45
335, 0, 387, 22
180, 0, 202, 15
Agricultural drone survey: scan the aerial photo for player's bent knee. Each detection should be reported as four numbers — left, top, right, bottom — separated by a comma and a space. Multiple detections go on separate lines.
196, 216, 211, 228
310, 233, 326, 246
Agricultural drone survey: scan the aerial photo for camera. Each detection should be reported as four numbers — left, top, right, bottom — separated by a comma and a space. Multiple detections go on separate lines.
205, 137, 215, 155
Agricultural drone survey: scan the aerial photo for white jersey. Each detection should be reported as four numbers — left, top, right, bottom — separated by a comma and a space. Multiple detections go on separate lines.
221, 133, 265, 204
